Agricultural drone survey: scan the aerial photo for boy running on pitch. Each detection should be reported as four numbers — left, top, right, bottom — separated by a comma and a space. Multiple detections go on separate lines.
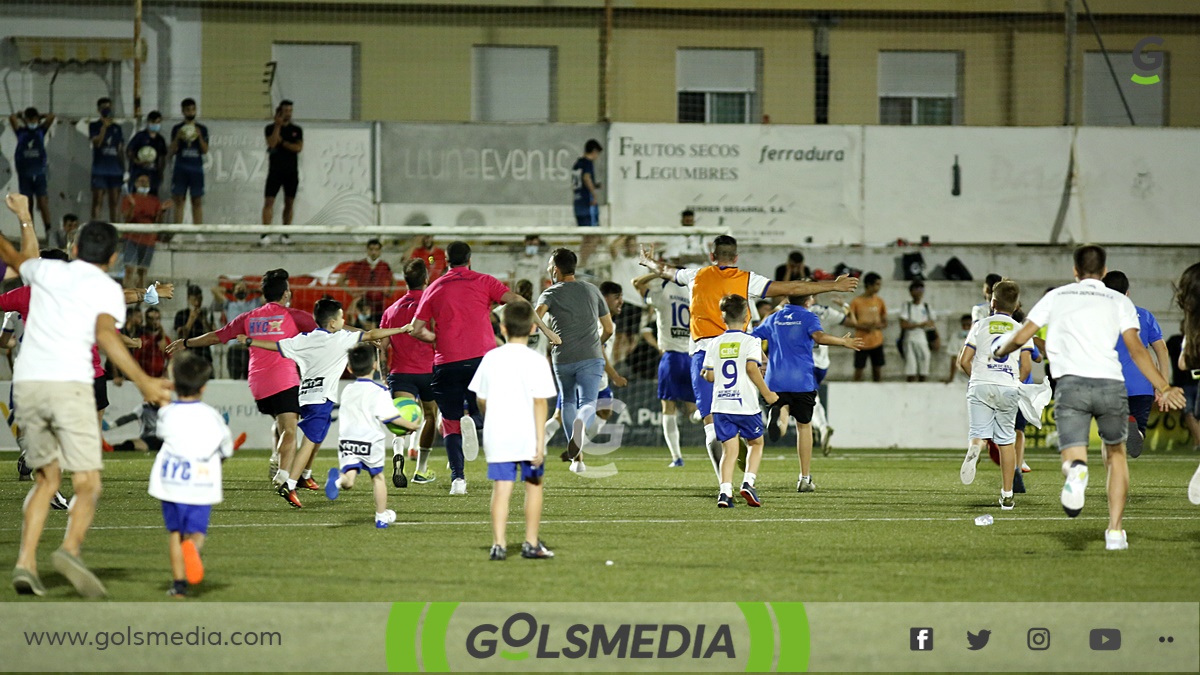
239, 298, 408, 508
148, 352, 234, 598
325, 344, 419, 527
468, 302, 558, 560
753, 293, 862, 493
704, 295, 779, 508
958, 280, 1032, 510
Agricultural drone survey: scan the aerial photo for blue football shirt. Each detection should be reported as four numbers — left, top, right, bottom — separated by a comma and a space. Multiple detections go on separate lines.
751, 304, 822, 393
571, 157, 594, 212
1116, 306, 1163, 396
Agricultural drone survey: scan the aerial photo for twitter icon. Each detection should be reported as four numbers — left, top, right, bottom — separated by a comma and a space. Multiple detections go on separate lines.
967, 630, 992, 650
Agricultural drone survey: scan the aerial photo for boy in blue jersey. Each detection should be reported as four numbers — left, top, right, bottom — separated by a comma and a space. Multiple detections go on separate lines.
9, 108, 55, 236
753, 294, 862, 493
1103, 271, 1170, 458
571, 139, 602, 227
88, 97, 124, 222
169, 98, 209, 226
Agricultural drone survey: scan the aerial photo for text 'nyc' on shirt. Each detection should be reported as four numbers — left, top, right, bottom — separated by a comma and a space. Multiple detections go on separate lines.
148, 401, 234, 505
965, 314, 1031, 388
278, 328, 363, 406
703, 331, 764, 416
215, 302, 318, 400
1025, 278, 1139, 382
644, 279, 691, 354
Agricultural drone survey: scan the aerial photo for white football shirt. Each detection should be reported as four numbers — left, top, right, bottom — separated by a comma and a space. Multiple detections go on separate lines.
148, 401, 234, 505
338, 379, 401, 466
468, 343, 559, 463
965, 314, 1031, 388
644, 279, 691, 354
1023, 278, 1139, 382
277, 328, 363, 406
900, 302, 936, 345
809, 303, 847, 370
15, 258, 125, 384
702, 331, 764, 415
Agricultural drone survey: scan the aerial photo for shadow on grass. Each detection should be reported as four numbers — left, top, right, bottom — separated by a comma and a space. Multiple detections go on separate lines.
1050, 527, 1095, 551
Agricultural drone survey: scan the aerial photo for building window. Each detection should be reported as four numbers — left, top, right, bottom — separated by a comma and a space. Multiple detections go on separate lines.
677, 49, 759, 124
878, 51, 961, 125
472, 46, 556, 123
272, 42, 359, 121
1083, 51, 1166, 126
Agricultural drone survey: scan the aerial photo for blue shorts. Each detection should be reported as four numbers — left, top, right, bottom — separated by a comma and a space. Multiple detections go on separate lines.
1186, 384, 1198, 419
121, 240, 155, 269
91, 174, 122, 190
172, 169, 205, 198
691, 351, 714, 418
1015, 410, 1028, 433
814, 367, 828, 386
341, 462, 384, 477
161, 502, 212, 535
658, 351, 695, 402
389, 372, 435, 401
574, 205, 599, 227
298, 401, 335, 443
1128, 394, 1154, 432
18, 173, 47, 198
713, 412, 764, 443
487, 460, 544, 482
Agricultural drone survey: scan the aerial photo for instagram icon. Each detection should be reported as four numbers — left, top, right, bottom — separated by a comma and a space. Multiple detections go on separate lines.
1027, 628, 1051, 651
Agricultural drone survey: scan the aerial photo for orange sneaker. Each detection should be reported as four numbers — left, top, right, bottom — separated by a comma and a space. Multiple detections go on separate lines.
181, 540, 204, 585
102, 439, 114, 453
232, 432, 247, 452
297, 476, 320, 491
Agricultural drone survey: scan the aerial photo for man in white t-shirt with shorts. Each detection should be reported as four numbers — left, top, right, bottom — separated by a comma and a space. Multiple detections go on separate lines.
995, 246, 1184, 551
3, 193, 171, 597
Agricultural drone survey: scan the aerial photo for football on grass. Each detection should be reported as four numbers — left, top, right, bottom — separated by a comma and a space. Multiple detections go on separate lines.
387, 397, 421, 436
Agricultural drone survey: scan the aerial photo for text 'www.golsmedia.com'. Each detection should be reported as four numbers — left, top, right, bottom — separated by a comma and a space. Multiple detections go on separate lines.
23, 626, 282, 650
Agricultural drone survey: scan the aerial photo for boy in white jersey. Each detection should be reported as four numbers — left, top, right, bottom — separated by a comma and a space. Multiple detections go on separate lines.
703, 295, 779, 508
240, 298, 407, 508
635, 271, 696, 467
325, 344, 419, 527
148, 353, 234, 598
957, 281, 1032, 510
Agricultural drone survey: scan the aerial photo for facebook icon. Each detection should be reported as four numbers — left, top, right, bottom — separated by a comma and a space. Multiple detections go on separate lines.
910, 627, 934, 651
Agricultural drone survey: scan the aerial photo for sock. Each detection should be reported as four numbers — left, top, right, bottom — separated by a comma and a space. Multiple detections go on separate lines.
744, 472, 756, 487
286, 478, 297, 491
704, 423, 722, 481
417, 448, 431, 473
545, 417, 561, 441
812, 396, 828, 430
274, 469, 289, 485
1063, 460, 1086, 476
662, 416, 681, 460
1001, 489, 1013, 498
800, 474, 810, 483
302, 470, 312, 479
719, 482, 733, 497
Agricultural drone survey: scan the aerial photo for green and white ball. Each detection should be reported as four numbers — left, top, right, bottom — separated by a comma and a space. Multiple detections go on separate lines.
387, 396, 422, 436
136, 145, 157, 164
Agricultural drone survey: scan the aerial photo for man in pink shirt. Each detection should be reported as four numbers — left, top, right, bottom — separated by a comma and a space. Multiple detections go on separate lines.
379, 259, 438, 486
168, 269, 317, 486
405, 242, 558, 495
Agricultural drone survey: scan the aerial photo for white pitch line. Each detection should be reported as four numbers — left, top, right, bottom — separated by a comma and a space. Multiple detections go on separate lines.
8, 513, 1200, 533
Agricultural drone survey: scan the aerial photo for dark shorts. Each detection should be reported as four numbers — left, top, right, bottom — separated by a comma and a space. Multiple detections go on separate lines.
776, 391, 817, 425
1054, 376, 1129, 450
1015, 410, 1028, 432
813, 367, 828, 386
255, 386, 301, 417
432, 357, 483, 422
389, 372, 435, 402
691, 351, 714, 418
18, 173, 48, 198
94, 376, 109, 412
713, 412, 764, 443
121, 240, 155, 269
657, 351, 695, 402
1184, 384, 1198, 419
161, 502, 212, 535
298, 400, 335, 443
487, 460, 544, 483
91, 174, 122, 191
1127, 394, 1155, 433
575, 205, 599, 228
854, 346, 886, 369
172, 169, 205, 198
265, 170, 299, 199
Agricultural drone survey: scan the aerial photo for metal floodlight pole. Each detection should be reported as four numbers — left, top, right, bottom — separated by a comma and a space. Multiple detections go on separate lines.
133, 0, 143, 122
601, 0, 613, 122
1064, 0, 1076, 126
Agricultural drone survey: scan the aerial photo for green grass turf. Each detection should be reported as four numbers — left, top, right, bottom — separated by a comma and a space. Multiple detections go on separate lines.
2, 446, 1199, 603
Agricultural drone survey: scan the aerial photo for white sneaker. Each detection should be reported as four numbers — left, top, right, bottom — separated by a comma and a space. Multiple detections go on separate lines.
280, 234, 293, 246
460, 416, 479, 462
1020, 461, 1032, 473
258, 234, 274, 246
1189, 462, 1200, 505
689, 410, 702, 424
821, 426, 835, 455
960, 445, 980, 485
268, 449, 280, 480
194, 233, 206, 244
272, 469, 287, 487
1061, 462, 1089, 517
450, 478, 467, 495
380, 509, 397, 524
1105, 529, 1128, 551
569, 459, 587, 474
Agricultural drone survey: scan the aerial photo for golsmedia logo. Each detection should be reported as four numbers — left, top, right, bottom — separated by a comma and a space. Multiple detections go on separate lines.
385, 602, 810, 672
465, 612, 735, 661
1131, 36, 1164, 85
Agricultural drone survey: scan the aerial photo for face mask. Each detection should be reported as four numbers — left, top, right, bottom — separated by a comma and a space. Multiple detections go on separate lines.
101, 108, 112, 118
184, 114, 195, 121
136, 186, 150, 195
234, 290, 247, 300
525, 245, 539, 256
148, 123, 161, 132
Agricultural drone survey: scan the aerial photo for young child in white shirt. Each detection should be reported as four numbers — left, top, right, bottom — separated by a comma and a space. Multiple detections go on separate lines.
148, 352, 234, 598
468, 302, 559, 560
324, 344, 419, 528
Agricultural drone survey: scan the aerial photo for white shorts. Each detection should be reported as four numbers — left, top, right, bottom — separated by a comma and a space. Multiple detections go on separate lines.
904, 339, 932, 377
967, 383, 1019, 446
338, 438, 385, 471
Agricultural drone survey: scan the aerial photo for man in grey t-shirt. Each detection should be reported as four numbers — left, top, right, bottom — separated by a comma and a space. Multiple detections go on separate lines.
536, 248, 613, 471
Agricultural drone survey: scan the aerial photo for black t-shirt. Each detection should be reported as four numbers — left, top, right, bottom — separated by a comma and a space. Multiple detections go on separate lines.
774, 263, 812, 282
265, 123, 303, 174
1167, 334, 1190, 386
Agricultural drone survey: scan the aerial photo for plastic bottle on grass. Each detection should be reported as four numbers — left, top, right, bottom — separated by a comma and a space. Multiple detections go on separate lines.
974, 514, 994, 526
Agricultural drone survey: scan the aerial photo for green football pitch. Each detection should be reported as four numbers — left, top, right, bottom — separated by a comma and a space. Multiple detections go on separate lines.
3, 447, 1199, 603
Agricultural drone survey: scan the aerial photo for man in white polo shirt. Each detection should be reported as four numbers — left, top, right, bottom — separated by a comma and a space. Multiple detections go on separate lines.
2, 194, 172, 598
995, 245, 1184, 551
